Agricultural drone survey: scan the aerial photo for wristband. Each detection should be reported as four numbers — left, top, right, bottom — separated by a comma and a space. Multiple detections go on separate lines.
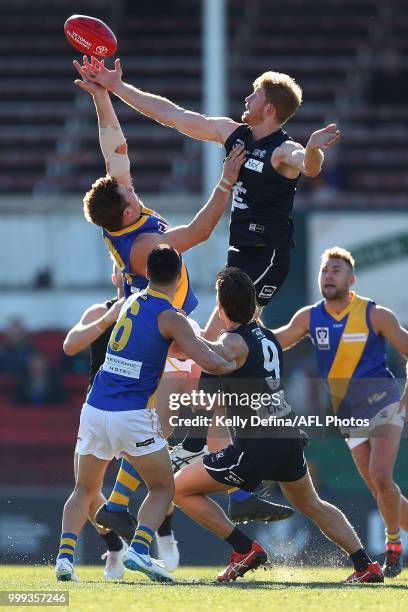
221, 177, 234, 186
217, 183, 231, 194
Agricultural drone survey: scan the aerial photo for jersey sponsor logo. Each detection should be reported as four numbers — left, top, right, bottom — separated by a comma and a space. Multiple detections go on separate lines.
249, 223, 264, 233
244, 158, 264, 173
258, 285, 277, 299
103, 354, 142, 379
231, 181, 249, 211
342, 333, 368, 343
315, 327, 330, 350
136, 437, 155, 448
252, 148, 267, 158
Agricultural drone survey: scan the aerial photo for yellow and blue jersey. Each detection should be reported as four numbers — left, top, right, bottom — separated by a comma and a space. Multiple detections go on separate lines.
310, 292, 399, 418
87, 288, 176, 411
103, 205, 198, 314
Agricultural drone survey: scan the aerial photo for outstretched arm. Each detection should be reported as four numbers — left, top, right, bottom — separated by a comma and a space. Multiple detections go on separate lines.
272, 124, 340, 178
77, 57, 239, 144
73, 58, 131, 185
159, 311, 237, 375
129, 144, 246, 275
273, 307, 311, 350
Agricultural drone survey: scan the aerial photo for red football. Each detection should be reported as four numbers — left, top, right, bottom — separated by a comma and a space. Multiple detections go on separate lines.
64, 14, 117, 57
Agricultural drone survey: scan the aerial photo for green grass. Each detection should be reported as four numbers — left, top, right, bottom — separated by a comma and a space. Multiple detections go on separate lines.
1, 565, 407, 612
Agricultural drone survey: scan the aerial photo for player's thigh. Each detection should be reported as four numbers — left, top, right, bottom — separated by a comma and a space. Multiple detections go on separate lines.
174, 460, 231, 499
125, 447, 174, 493
369, 425, 402, 480
75, 454, 109, 494
156, 372, 187, 438
279, 470, 321, 512
350, 440, 376, 491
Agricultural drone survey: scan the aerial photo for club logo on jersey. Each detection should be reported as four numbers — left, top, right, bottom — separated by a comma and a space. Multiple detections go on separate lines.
244, 158, 264, 173
315, 327, 330, 350
258, 285, 277, 299
249, 223, 264, 233
252, 148, 267, 158
231, 181, 248, 211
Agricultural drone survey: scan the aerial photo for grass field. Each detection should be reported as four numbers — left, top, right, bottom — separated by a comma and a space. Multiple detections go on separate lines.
1, 566, 408, 611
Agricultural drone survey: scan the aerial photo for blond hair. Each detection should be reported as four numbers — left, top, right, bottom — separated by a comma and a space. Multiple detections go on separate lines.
321, 247, 355, 271
253, 71, 302, 124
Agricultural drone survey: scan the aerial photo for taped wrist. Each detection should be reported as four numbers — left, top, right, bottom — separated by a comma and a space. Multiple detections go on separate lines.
99, 125, 130, 177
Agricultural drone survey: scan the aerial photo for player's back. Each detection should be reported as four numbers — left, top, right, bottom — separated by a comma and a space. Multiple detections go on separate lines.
102, 205, 198, 314
219, 321, 293, 440
87, 288, 175, 412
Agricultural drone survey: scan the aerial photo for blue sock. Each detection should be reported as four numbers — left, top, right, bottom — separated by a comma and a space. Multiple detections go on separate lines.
229, 489, 252, 502
131, 525, 154, 555
106, 458, 142, 513
57, 532, 78, 563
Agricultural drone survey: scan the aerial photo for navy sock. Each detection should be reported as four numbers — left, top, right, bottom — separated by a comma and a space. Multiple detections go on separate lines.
100, 530, 123, 552
158, 513, 173, 537
350, 548, 372, 572
224, 527, 252, 554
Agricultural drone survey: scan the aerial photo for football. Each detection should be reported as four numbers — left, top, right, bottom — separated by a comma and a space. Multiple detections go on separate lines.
64, 14, 117, 57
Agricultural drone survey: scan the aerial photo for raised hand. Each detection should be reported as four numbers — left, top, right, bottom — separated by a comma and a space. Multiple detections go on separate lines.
77, 56, 123, 92
221, 144, 246, 185
73, 56, 107, 95
308, 124, 340, 150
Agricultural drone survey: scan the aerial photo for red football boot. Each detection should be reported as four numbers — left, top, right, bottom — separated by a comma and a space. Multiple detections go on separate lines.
217, 541, 267, 582
345, 561, 384, 584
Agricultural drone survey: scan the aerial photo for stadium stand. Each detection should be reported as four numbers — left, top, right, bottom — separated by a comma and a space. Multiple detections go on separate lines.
0, 0, 407, 203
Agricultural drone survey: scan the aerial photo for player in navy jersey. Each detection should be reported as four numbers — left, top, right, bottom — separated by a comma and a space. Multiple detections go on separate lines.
77, 58, 340, 312
173, 267, 383, 584
55, 245, 237, 583
274, 247, 408, 578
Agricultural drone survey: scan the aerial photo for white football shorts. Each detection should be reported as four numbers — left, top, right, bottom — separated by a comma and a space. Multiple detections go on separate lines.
75, 402, 166, 460
346, 402, 405, 450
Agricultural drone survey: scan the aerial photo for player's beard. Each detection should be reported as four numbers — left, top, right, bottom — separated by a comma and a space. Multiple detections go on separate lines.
242, 107, 263, 126
322, 284, 348, 301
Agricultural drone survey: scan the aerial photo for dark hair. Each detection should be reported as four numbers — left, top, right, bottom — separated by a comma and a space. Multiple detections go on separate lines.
147, 244, 182, 285
216, 267, 256, 324
83, 176, 127, 231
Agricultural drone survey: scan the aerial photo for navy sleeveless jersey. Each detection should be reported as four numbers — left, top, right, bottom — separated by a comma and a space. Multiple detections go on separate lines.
225, 125, 298, 249
220, 321, 293, 439
87, 288, 176, 412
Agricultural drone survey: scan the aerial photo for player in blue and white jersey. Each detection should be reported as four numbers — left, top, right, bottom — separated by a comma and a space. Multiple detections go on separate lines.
275, 247, 408, 578
55, 246, 236, 583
